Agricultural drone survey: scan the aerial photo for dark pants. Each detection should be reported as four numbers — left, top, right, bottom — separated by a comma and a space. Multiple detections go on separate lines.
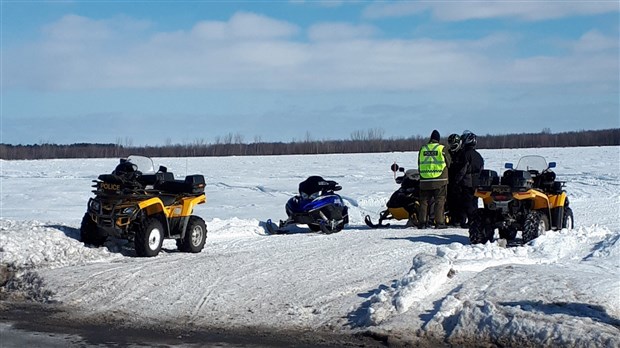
460, 186, 478, 224
447, 184, 462, 225
419, 185, 447, 226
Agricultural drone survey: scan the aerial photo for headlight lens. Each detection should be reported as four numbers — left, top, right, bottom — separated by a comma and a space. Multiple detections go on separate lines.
122, 207, 136, 215
90, 200, 101, 211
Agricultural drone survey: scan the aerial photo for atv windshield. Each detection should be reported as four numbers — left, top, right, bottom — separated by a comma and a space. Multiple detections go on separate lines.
127, 155, 155, 174
514, 155, 548, 172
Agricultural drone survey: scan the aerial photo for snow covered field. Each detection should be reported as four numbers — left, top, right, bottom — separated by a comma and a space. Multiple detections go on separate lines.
1, 146, 619, 346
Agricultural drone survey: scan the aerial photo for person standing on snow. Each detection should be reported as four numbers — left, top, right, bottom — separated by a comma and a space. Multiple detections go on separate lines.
417, 130, 451, 229
455, 130, 484, 227
446, 133, 464, 226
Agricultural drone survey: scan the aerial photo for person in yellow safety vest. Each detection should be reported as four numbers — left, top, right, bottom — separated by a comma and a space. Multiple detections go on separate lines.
417, 129, 451, 229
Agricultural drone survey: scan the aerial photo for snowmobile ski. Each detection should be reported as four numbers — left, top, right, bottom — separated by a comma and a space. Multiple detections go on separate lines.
364, 214, 390, 228
264, 219, 287, 234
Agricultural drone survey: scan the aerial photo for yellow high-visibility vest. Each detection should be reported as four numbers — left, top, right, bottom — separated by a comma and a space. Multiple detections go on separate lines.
418, 143, 446, 179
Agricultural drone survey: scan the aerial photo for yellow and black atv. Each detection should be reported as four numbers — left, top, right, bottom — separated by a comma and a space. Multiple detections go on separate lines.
80, 155, 207, 257
469, 155, 574, 245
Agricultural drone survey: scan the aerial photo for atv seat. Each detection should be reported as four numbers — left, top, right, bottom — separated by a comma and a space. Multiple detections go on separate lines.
535, 171, 558, 192
158, 194, 179, 206
98, 173, 124, 184
140, 172, 175, 186
156, 174, 206, 194
97, 173, 143, 190
478, 169, 499, 190
501, 169, 533, 191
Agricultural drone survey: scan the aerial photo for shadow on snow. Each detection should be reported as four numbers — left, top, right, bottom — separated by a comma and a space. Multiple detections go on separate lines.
385, 234, 470, 246
499, 301, 620, 327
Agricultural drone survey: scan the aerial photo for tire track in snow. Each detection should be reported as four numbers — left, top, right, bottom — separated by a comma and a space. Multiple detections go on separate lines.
212, 182, 292, 197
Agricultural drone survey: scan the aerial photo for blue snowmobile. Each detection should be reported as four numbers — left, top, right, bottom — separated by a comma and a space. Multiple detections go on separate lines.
266, 176, 349, 234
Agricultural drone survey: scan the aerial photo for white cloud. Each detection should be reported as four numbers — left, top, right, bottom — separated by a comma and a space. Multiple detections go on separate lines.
3, 12, 618, 92
192, 12, 299, 41
362, 1, 426, 19
572, 29, 620, 53
42, 14, 113, 41
308, 22, 378, 41
363, 1, 619, 21
290, 0, 359, 8
42, 14, 151, 41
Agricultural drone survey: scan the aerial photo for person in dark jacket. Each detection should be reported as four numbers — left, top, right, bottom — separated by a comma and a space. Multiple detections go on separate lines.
417, 130, 451, 229
447, 133, 464, 226
455, 130, 484, 227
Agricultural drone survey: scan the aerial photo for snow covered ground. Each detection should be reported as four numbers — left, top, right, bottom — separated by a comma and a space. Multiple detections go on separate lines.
1, 146, 619, 346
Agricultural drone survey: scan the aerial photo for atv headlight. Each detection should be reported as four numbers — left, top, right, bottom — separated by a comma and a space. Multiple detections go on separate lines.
89, 200, 101, 212
122, 207, 137, 215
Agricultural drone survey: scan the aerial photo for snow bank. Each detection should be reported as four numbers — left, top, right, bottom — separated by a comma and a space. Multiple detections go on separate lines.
445, 299, 619, 348
362, 224, 619, 331
0, 219, 121, 269
365, 251, 453, 325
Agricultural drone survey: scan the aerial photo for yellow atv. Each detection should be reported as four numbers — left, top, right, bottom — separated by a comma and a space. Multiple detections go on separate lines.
469, 155, 574, 245
81, 155, 207, 257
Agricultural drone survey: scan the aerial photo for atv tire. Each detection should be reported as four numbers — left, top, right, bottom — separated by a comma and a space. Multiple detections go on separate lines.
135, 217, 164, 257
468, 208, 495, 244
522, 211, 550, 244
498, 226, 518, 240
80, 213, 106, 246
177, 216, 207, 253
562, 207, 574, 230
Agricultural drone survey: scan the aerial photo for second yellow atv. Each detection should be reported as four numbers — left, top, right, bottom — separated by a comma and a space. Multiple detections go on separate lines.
80, 155, 207, 257
469, 155, 574, 245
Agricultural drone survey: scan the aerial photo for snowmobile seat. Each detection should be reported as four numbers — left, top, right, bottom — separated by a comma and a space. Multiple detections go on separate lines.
299, 176, 324, 199
298, 176, 340, 199
156, 175, 206, 194
401, 169, 420, 189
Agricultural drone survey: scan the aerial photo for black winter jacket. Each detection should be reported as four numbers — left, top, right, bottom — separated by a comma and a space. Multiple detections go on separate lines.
455, 146, 484, 188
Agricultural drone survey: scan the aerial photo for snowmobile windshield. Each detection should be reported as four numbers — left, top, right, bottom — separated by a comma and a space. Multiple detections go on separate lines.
301, 191, 321, 201
514, 155, 548, 172
127, 155, 155, 174
404, 169, 420, 181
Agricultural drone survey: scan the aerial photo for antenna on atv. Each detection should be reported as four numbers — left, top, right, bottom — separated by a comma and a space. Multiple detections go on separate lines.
393, 161, 397, 181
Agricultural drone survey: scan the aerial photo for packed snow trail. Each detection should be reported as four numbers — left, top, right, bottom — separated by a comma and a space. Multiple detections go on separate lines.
1, 146, 619, 346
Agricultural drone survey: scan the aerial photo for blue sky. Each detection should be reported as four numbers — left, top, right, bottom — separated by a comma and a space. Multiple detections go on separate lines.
1, 1, 618, 146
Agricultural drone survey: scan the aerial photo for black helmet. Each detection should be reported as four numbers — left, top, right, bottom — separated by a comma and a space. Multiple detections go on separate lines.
448, 133, 462, 152
462, 130, 477, 147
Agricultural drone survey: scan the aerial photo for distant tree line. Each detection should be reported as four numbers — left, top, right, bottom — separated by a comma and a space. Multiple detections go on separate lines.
1, 128, 618, 160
